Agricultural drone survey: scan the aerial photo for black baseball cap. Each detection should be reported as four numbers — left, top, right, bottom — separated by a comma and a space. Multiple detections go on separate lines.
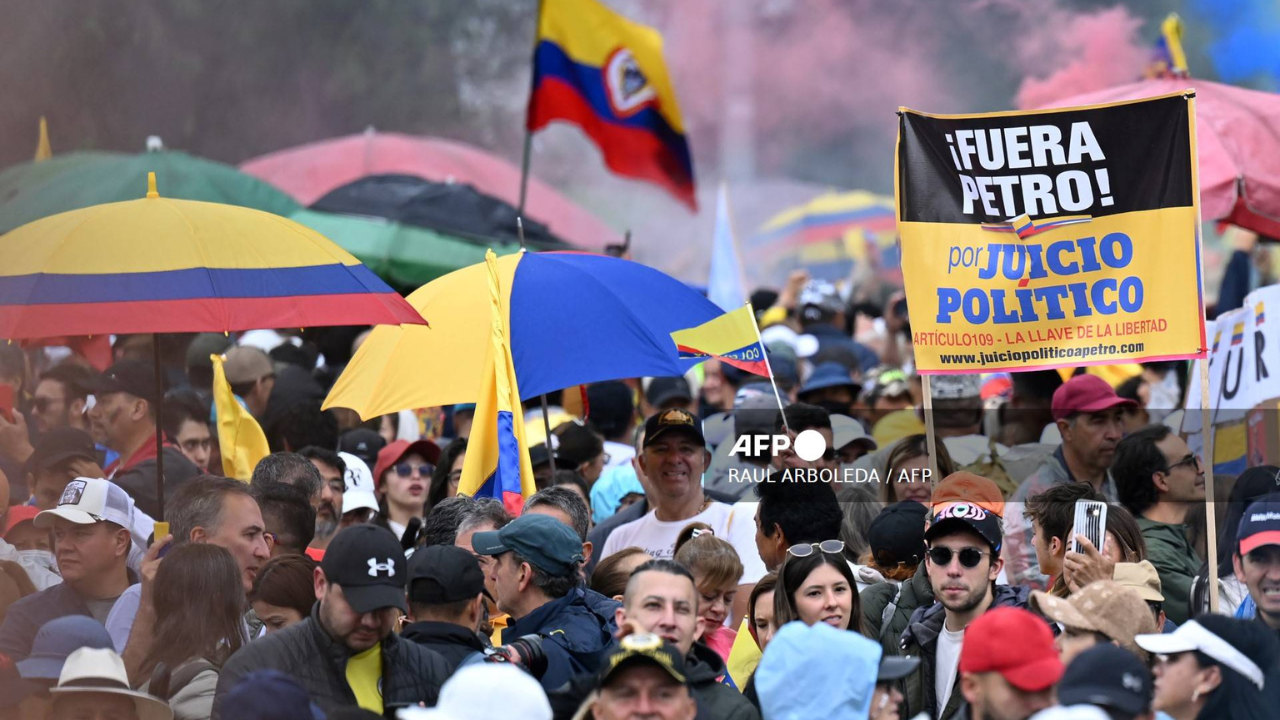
472, 513, 583, 577
869, 501, 928, 568
642, 408, 705, 448
338, 429, 386, 471
91, 360, 157, 401
646, 376, 692, 409
407, 545, 485, 605
1056, 643, 1152, 716
23, 428, 97, 477
320, 524, 408, 614
599, 633, 688, 687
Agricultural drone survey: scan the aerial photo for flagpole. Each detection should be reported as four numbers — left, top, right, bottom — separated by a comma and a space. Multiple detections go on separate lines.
921, 375, 941, 490
517, 0, 545, 218
745, 302, 790, 434
514, 216, 557, 475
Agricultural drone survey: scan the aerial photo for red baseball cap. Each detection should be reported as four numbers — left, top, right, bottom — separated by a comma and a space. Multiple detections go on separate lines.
1051, 374, 1137, 422
372, 439, 442, 488
3, 505, 40, 536
959, 607, 1063, 692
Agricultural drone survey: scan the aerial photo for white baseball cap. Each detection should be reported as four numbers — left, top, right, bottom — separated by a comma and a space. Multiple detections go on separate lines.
339, 452, 380, 515
1135, 620, 1265, 690
35, 477, 135, 530
831, 414, 877, 453
397, 664, 551, 720
51, 647, 173, 720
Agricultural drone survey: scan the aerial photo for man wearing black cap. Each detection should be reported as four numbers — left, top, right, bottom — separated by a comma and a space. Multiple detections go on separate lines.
590, 633, 698, 720
89, 360, 198, 517
861, 501, 933, 658
598, 409, 766, 593
1053, 643, 1154, 720
212, 524, 449, 719
24, 428, 103, 510
401, 545, 490, 671
473, 513, 620, 692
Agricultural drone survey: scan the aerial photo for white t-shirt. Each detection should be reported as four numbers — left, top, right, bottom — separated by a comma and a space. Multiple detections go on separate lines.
600, 501, 767, 585
935, 624, 965, 713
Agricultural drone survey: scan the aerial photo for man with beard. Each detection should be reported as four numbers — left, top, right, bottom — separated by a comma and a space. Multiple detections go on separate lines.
299, 446, 345, 553
212, 525, 450, 718
1112, 424, 1206, 625
899, 473, 1036, 720
956, 608, 1062, 720
1003, 375, 1134, 589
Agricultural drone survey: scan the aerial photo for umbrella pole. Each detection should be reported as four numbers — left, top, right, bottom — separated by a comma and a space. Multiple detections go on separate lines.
541, 396, 557, 476
153, 334, 165, 520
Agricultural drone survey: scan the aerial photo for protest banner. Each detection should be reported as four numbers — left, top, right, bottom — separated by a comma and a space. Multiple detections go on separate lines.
895, 91, 1206, 375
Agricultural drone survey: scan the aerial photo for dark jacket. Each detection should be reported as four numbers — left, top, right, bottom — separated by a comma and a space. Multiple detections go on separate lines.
211, 603, 450, 719
898, 584, 1034, 720
401, 620, 488, 673
1138, 517, 1200, 626
0, 574, 137, 660
505, 586, 621, 693
861, 563, 933, 659
115, 446, 200, 518
685, 642, 761, 720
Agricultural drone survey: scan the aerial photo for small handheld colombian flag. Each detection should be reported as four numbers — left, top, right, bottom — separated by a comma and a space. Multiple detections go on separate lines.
457, 250, 537, 515
527, 0, 696, 210
670, 305, 769, 377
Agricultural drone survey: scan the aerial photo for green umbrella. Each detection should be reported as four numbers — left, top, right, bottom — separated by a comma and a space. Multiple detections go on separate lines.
0, 150, 299, 234
290, 208, 524, 291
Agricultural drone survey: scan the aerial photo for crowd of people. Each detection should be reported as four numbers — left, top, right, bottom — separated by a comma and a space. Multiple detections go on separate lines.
0, 269, 1278, 720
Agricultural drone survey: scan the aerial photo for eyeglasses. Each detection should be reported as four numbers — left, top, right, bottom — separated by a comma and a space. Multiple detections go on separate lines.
1165, 454, 1201, 473
447, 469, 463, 487
394, 463, 434, 478
787, 539, 846, 558
601, 453, 612, 465
926, 546, 990, 568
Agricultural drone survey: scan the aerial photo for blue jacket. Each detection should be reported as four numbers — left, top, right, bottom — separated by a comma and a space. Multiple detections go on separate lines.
505, 586, 621, 693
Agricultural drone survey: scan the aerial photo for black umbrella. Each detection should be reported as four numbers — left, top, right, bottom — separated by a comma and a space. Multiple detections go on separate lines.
311, 174, 574, 250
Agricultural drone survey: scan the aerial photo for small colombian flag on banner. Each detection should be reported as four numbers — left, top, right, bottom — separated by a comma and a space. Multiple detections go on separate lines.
457, 250, 537, 515
527, 0, 696, 210
670, 305, 769, 377
211, 353, 269, 481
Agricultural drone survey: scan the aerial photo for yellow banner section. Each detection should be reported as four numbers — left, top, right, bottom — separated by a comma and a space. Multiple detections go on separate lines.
901, 207, 1204, 373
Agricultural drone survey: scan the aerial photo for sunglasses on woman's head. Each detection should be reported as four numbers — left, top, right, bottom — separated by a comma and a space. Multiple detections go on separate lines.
926, 546, 990, 568
786, 539, 846, 558
394, 463, 434, 478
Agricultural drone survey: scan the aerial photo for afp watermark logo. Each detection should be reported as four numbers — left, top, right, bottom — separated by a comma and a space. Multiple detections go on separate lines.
727, 429, 829, 462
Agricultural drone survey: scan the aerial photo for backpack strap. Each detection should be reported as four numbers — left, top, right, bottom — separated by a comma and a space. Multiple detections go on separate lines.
879, 583, 904, 642
165, 659, 216, 700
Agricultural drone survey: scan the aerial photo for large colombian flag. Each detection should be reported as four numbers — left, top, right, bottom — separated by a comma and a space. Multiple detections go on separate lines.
457, 250, 537, 515
527, 0, 696, 210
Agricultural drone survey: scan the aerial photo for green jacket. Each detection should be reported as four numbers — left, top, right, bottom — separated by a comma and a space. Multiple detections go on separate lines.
1139, 517, 1201, 625
860, 563, 933, 659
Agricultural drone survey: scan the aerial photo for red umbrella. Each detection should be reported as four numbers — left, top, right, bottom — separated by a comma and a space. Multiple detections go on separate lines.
240, 131, 621, 250
1041, 78, 1280, 238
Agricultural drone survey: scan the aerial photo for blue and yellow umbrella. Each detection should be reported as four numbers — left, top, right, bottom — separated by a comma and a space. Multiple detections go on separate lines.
325, 251, 725, 419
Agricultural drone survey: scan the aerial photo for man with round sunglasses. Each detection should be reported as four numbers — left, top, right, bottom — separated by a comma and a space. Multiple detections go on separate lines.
1112, 424, 1205, 626
899, 472, 1038, 720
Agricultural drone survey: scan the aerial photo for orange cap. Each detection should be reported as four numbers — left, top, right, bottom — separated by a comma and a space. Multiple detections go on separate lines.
931, 471, 1005, 518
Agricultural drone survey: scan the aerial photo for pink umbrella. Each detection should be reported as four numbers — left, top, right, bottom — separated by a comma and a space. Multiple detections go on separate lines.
240, 130, 620, 250
1042, 78, 1280, 238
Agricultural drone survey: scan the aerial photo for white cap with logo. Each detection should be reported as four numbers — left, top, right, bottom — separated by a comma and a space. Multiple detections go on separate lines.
35, 477, 137, 530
